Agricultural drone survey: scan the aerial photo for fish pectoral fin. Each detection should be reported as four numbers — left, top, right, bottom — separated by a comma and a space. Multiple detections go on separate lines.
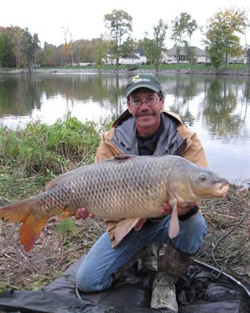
168, 199, 180, 239
115, 218, 141, 243
19, 215, 48, 252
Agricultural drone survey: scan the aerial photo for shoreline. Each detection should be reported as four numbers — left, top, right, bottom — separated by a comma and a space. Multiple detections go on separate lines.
0, 67, 250, 76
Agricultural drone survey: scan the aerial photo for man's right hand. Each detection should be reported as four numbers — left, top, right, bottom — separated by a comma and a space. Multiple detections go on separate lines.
75, 208, 94, 220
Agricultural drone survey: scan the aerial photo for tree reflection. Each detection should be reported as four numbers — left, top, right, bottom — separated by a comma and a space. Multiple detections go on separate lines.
203, 78, 247, 141
0, 74, 248, 144
241, 78, 250, 121
0, 75, 41, 116
0, 74, 127, 121
165, 75, 199, 126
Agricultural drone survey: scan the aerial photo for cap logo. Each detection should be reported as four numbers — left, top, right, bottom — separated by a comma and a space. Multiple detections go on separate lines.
132, 74, 140, 82
131, 74, 150, 84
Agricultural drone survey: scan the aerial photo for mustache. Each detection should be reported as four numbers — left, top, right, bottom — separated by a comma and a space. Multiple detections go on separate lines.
135, 112, 156, 118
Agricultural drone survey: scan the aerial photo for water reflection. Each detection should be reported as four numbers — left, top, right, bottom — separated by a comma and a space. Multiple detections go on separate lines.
0, 73, 249, 182
203, 78, 246, 141
0, 73, 129, 123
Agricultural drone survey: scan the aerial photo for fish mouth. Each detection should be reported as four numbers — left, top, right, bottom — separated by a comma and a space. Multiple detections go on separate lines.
214, 181, 230, 197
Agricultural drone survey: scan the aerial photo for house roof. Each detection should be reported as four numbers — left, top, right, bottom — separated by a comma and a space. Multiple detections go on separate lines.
167, 46, 206, 56
134, 48, 146, 56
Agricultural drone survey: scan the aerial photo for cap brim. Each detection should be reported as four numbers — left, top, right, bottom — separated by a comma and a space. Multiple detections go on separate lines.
126, 84, 160, 97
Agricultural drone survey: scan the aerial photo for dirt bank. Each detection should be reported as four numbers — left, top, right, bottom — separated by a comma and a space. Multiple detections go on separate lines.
0, 184, 249, 291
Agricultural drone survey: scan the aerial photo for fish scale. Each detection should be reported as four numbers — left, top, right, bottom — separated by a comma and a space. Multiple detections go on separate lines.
0, 155, 229, 251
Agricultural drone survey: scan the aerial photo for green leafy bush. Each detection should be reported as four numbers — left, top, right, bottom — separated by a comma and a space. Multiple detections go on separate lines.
0, 116, 102, 178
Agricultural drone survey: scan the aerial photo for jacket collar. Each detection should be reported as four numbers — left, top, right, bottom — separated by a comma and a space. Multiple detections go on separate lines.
112, 112, 186, 156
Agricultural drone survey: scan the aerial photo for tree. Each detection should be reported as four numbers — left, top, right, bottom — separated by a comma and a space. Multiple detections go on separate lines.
139, 36, 154, 65
246, 46, 250, 71
104, 9, 133, 71
0, 32, 5, 67
8, 26, 24, 67
62, 27, 74, 65
40, 42, 58, 66
152, 19, 168, 71
0, 27, 16, 67
205, 8, 248, 69
185, 18, 198, 66
141, 19, 167, 71
95, 37, 110, 69
21, 28, 40, 71
171, 12, 198, 67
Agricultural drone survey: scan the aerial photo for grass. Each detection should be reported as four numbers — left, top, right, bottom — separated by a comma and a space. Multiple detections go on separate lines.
0, 116, 103, 205
0, 116, 249, 292
0, 116, 101, 179
0, 116, 106, 291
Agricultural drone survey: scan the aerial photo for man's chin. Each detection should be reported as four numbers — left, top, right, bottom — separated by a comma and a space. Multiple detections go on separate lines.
136, 116, 156, 129
137, 115, 154, 122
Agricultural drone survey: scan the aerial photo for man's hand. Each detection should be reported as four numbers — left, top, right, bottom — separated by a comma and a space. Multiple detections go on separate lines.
75, 208, 94, 220
134, 201, 196, 231
160, 201, 195, 216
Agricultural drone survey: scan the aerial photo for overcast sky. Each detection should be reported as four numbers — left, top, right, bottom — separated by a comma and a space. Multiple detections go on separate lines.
1, 0, 250, 48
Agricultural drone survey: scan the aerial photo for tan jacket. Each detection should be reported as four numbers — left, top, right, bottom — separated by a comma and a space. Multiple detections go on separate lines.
94, 110, 208, 247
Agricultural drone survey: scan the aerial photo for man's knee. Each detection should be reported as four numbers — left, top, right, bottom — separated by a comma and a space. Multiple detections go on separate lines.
172, 212, 207, 255
76, 267, 113, 293
186, 211, 207, 235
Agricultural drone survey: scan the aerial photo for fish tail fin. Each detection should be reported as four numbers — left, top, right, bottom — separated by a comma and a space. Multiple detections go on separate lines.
20, 215, 48, 252
0, 199, 48, 252
0, 199, 33, 223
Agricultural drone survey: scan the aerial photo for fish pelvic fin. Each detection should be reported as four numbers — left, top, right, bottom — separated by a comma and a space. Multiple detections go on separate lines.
168, 199, 180, 239
19, 215, 48, 252
114, 218, 141, 246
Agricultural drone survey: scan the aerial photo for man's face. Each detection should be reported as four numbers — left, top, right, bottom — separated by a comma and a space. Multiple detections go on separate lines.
127, 88, 164, 136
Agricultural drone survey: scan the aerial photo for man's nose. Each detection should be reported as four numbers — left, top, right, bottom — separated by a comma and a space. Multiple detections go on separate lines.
139, 101, 151, 108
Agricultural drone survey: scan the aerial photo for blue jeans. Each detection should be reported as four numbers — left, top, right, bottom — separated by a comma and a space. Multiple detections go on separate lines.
76, 212, 207, 292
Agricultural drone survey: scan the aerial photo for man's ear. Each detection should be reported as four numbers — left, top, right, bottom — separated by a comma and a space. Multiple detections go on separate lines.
127, 104, 132, 114
160, 98, 164, 110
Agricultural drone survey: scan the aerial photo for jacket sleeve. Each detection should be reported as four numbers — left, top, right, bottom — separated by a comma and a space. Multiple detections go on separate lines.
178, 125, 208, 168
95, 129, 123, 163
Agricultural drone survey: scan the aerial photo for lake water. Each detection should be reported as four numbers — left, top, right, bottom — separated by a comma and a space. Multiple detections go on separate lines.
0, 72, 249, 184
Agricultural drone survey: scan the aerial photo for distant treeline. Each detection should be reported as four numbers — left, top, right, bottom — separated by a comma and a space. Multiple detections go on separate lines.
0, 7, 249, 70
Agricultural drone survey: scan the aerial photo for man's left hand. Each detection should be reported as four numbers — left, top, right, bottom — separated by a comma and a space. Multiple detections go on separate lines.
160, 201, 196, 216
134, 201, 196, 231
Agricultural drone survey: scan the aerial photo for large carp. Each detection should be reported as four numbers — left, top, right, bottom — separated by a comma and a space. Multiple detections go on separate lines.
0, 155, 229, 252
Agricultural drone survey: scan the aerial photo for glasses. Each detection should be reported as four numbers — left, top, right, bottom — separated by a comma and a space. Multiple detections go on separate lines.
129, 96, 160, 107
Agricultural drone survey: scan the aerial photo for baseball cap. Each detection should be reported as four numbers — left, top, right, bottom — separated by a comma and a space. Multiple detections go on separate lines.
126, 74, 162, 97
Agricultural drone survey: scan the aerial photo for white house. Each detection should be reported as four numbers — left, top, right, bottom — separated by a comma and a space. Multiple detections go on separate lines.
162, 47, 210, 64
103, 49, 147, 65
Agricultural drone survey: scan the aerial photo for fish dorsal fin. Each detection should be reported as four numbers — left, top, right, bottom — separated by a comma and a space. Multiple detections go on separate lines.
46, 156, 133, 190
168, 199, 180, 239
113, 155, 134, 162
45, 166, 83, 190
45, 174, 67, 190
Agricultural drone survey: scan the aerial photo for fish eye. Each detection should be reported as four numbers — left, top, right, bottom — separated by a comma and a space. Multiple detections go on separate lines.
199, 173, 207, 182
